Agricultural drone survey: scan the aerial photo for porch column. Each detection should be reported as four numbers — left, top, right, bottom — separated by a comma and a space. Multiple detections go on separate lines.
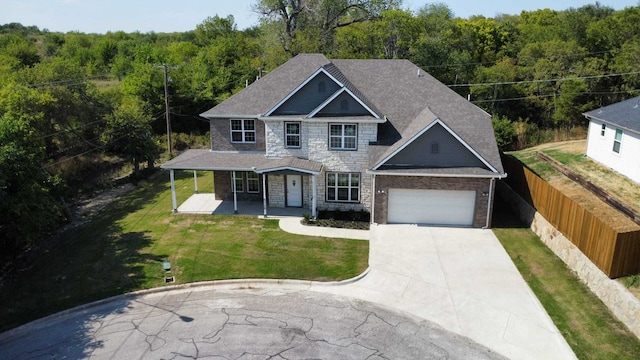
232, 170, 238, 214
262, 173, 268, 218
170, 170, 177, 213
193, 170, 198, 193
311, 174, 317, 219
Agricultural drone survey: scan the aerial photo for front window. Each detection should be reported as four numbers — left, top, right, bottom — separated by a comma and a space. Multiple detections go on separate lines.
613, 129, 623, 153
326, 173, 360, 202
247, 172, 260, 193
231, 119, 256, 143
232, 172, 244, 192
285, 122, 301, 148
329, 124, 357, 150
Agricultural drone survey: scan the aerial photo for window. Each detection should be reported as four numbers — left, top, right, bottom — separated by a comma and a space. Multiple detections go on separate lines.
431, 142, 439, 154
600, 123, 606, 137
231, 172, 244, 192
326, 173, 360, 202
613, 129, 623, 153
285, 122, 301, 148
230, 119, 256, 143
329, 124, 357, 150
247, 172, 260, 193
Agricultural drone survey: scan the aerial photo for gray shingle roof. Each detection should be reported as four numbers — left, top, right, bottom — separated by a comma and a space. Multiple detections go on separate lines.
584, 96, 640, 134
161, 149, 322, 174
200, 54, 504, 175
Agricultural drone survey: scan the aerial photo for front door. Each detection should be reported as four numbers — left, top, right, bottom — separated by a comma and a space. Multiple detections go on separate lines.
286, 175, 302, 207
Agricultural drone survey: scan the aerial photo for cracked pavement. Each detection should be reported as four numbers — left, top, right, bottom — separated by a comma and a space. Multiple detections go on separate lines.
0, 287, 506, 359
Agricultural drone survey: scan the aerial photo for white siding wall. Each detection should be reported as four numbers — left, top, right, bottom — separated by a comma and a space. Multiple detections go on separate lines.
586, 119, 640, 183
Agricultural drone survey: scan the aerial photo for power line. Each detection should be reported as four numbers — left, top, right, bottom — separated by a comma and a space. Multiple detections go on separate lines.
448, 71, 640, 88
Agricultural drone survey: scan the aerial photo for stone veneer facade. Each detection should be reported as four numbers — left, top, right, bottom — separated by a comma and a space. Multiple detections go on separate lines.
264, 120, 377, 212
373, 176, 495, 227
498, 182, 640, 340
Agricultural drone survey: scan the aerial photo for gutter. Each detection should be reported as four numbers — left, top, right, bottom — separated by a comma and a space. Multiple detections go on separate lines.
367, 169, 508, 179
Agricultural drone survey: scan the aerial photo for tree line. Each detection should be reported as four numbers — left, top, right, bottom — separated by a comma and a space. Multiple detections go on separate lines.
1, 0, 639, 258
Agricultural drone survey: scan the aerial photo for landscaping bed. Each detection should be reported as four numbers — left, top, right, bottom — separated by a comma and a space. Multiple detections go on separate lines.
303, 210, 370, 230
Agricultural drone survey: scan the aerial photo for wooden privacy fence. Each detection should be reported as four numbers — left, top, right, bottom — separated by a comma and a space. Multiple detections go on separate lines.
501, 154, 640, 278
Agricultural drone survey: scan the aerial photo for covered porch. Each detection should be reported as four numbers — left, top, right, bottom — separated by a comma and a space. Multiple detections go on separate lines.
161, 149, 323, 218
176, 193, 309, 217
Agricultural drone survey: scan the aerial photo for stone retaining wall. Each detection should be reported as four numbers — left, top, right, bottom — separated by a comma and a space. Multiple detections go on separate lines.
497, 181, 640, 340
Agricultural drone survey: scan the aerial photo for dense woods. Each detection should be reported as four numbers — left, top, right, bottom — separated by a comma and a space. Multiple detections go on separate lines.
1, 1, 640, 258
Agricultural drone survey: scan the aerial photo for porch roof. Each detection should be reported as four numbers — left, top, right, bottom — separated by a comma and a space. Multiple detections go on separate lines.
161, 149, 323, 175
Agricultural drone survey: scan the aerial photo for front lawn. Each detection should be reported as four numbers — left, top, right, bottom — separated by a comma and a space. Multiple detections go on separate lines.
0, 171, 368, 333
492, 198, 640, 360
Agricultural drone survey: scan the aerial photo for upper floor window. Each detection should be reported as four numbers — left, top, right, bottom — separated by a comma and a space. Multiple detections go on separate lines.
285, 122, 301, 148
231, 119, 255, 143
329, 124, 357, 150
600, 123, 606, 137
431, 142, 439, 154
326, 172, 360, 202
613, 129, 623, 153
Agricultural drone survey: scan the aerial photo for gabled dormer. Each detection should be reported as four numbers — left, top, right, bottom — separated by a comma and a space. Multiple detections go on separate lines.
265, 65, 381, 119
373, 119, 499, 173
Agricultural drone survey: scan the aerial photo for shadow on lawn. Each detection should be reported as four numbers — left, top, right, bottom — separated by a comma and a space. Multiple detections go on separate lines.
0, 176, 171, 334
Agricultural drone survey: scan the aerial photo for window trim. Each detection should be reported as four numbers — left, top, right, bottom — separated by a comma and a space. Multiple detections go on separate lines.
329, 123, 358, 151
285, 122, 301, 149
326, 172, 360, 203
230, 119, 256, 143
613, 128, 623, 153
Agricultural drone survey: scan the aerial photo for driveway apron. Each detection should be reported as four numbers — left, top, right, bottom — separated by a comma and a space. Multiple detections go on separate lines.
316, 224, 576, 360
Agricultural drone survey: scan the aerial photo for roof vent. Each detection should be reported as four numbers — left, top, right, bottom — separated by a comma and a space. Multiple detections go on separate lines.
417, 69, 421, 78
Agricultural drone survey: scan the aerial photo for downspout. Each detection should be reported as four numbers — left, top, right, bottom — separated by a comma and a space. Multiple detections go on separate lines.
483, 177, 495, 229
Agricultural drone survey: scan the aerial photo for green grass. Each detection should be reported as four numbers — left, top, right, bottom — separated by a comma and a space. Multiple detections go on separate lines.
0, 171, 368, 332
492, 199, 640, 360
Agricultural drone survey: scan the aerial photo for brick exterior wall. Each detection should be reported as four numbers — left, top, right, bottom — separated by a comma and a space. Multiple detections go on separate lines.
373, 175, 495, 228
210, 119, 266, 151
214, 171, 264, 201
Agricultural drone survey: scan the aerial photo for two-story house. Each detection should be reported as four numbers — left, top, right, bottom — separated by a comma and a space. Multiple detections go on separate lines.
162, 54, 506, 228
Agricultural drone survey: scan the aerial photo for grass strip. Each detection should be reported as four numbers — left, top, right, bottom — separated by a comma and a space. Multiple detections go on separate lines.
492, 199, 640, 360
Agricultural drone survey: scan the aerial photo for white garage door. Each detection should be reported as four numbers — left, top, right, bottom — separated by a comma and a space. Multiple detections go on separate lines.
387, 188, 476, 226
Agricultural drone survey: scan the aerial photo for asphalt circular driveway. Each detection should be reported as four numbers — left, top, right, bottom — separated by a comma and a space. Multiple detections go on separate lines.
0, 286, 506, 359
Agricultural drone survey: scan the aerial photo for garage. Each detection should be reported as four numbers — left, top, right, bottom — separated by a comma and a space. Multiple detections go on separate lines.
387, 188, 476, 226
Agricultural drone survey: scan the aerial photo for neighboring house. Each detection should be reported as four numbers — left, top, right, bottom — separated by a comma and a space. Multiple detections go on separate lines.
584, 96, 640, 184
162, 54, 506, 228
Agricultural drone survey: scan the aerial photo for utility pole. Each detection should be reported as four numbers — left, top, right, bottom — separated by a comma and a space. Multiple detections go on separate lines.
156, 64, 177, 156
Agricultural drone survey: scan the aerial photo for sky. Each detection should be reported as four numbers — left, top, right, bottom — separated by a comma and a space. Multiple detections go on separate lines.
1, 0, 639, 34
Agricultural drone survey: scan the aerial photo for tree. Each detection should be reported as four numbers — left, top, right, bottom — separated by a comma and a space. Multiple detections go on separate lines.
0, 84, 65, 259
491, 115, 517, 150
254, 0, 400, 54
101, 97, 158, 175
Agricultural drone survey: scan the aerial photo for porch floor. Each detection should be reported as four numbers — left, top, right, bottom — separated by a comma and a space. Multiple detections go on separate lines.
177, 193, 309, 217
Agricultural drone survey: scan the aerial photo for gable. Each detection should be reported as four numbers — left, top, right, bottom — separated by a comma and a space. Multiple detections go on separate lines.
313, 90, 373, 117
269, 71, 341, 116
378, 122, 490, 170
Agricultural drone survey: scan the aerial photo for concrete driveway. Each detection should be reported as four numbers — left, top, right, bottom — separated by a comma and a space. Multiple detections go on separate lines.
317, 224, 576, 360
